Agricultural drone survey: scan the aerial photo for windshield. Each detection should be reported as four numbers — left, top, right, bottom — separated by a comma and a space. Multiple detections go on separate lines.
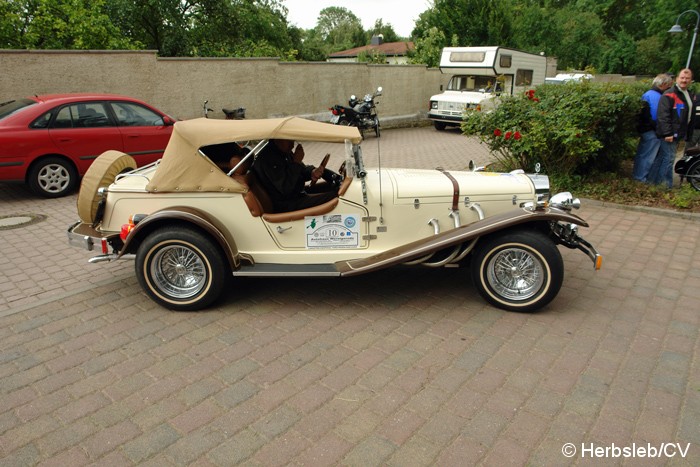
447, 75, 502, 93
0, 98, 37, 120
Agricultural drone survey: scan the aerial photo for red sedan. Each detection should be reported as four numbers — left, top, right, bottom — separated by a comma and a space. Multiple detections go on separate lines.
0, 94, 176, 197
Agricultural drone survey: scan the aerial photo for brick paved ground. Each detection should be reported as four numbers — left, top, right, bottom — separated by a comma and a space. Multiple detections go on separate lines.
1, 127, 699, 465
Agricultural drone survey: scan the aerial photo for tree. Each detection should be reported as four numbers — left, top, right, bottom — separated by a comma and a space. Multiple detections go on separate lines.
550, 8, 605, 70
412, 0, 514, 48
2, 0, 138, 50
315, 6, 365, 52
367, 19, 400, 43
408, 27, 447, 68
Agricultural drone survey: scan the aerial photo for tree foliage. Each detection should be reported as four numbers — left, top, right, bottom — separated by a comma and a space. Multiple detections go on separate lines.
0, 0, 698, 70
411, 0, 699, 74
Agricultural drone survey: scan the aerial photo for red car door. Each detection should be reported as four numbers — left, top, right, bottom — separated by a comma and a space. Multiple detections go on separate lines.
109, 101, 174, 166
48, 102, 123, 174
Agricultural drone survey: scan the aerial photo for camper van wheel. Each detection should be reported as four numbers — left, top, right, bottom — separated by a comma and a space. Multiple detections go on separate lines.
434, 121, 447, 131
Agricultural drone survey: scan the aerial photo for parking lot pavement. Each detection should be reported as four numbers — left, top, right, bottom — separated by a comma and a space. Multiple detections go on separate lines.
1, 126, 699, 465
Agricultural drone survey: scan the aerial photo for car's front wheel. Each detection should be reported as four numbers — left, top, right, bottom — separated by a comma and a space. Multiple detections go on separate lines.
136, 226, 229, 311
471, 229, 563, 312
28, 157, 78, 197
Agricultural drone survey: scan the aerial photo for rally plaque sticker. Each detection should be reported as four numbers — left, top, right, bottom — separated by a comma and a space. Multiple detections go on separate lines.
306, 214, 360, 249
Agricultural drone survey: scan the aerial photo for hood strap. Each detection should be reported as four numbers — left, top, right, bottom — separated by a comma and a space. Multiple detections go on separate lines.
436, 167, 460, 211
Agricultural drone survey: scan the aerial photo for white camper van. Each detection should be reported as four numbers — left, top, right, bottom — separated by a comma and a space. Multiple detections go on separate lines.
429, 46, 547, 130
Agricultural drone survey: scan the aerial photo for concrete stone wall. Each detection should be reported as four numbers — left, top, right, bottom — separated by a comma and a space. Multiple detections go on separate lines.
0, 50, 446, 126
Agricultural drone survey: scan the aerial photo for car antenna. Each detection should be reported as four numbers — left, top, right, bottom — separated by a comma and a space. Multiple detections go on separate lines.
375, 119, 384, 225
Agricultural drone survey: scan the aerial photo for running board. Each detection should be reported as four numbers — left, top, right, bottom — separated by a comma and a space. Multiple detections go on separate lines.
232, 263, 340, 277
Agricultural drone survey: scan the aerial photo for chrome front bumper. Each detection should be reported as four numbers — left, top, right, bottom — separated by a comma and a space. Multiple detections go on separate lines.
552, 221, 602, 270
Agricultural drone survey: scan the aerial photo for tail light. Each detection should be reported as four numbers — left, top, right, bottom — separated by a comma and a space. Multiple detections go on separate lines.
119, 214, 146, 241
120, 218, 135, 241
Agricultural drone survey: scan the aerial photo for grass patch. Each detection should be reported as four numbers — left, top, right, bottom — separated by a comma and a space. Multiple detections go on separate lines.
551, 172, 700, 212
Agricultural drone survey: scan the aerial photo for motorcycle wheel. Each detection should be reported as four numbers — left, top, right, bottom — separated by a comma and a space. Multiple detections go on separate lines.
687, 160, 700, 191
338, 117, 352, 127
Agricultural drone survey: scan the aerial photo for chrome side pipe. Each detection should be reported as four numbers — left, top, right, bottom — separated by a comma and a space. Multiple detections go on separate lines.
88, 253, 136, 264
404, 203, 484, 268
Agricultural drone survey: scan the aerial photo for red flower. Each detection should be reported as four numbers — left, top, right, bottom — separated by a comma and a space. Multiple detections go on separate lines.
505, 131, 512, 140
526, 89, 536, 100
494, 128, 502, 137
514, 131, 522, 140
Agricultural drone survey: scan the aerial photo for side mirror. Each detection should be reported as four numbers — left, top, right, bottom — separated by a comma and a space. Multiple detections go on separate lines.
162, 115, 176, 126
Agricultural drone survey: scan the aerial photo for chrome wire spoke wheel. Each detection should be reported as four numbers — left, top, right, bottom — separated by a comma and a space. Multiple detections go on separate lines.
471, 230, 564, 312
136, 226, 228, 311
487, 247, 544, 301
150, 245, 207, 299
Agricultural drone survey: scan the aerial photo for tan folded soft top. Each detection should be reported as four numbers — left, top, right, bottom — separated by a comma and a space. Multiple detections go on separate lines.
146, 116, 363, 194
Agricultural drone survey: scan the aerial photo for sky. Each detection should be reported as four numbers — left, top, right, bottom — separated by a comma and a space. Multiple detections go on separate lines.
281, 0, 432, 38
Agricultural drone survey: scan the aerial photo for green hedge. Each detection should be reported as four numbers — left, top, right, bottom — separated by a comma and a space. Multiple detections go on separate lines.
461, 80, 646, 176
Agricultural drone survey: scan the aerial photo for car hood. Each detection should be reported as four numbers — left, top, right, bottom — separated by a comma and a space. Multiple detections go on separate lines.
387, 168, 535, 203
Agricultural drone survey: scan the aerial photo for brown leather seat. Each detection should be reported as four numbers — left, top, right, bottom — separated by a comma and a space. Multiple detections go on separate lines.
234, 169, 340, 222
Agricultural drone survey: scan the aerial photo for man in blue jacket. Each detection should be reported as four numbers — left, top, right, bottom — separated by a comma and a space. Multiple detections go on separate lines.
632, 73, 673, 182
650, 69, 696, 188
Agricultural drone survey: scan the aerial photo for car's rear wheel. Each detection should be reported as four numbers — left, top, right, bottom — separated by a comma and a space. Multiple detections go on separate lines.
471, 229, 563, 312
28, 157, 78, 198
77, 151, 136, 224
136, 226, 228, 311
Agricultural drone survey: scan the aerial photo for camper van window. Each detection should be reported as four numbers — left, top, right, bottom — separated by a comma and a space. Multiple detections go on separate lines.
450, 52, 486, 63
499, 55, 512, 68
448, 76, 494, 92
516, 69, 534, 86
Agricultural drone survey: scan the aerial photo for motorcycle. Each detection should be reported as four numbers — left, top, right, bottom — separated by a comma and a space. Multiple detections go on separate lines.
675, 143, 700, 190
203, 100, 246, 119
329, 86, 382, 137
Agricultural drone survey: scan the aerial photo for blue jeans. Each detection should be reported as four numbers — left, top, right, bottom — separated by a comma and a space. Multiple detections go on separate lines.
648, 140, 677, 188
632, 130, 661, 182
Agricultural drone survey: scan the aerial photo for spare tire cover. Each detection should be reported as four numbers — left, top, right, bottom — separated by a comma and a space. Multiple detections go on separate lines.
77, 150, 137, 224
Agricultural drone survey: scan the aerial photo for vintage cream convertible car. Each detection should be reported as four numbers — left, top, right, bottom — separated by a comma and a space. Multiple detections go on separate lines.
68, 117, 601, 312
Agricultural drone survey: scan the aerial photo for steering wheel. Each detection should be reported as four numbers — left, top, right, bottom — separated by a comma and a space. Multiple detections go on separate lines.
309, 153, 331, 187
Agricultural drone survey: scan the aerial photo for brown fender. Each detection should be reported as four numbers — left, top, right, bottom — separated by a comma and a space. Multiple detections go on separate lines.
336, 206, 587, 276
119, 206, 240, 270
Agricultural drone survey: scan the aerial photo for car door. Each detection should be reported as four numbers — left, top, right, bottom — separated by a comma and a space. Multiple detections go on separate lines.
263, 199, 369, 250
48, 102, 123, 174
109, 101, 173, 165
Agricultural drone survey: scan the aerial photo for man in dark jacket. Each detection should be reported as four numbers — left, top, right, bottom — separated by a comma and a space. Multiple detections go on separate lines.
632, 73, 673, 182
253, 139, 338, 212
650, 68, 696, 188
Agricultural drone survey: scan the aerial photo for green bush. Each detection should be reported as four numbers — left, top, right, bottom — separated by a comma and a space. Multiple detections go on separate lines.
461, 80, 645, 177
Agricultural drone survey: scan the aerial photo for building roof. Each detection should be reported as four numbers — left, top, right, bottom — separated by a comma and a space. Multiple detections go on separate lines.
329, 41, 414, 58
